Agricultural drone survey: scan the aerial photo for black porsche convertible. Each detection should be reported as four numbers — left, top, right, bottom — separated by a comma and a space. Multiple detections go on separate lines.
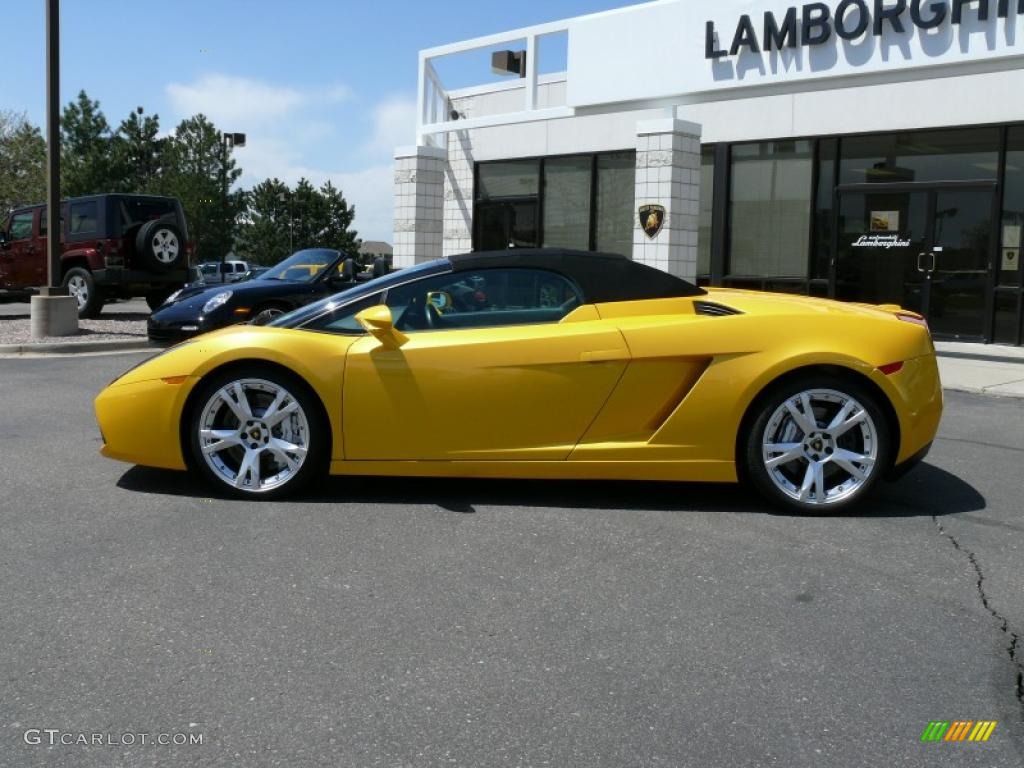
148, 248, 387, 343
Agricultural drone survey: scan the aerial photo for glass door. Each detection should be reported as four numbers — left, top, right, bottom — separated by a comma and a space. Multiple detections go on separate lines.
474, 200, 539, 251
836, 184, 995, 340
927, 188, 994, 339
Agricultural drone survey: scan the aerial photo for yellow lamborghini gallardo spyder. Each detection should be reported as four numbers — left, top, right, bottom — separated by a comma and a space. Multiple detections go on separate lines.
95, 249, 942, 513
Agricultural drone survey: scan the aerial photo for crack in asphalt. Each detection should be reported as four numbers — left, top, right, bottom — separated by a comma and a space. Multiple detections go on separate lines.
933, 516, 1024, 719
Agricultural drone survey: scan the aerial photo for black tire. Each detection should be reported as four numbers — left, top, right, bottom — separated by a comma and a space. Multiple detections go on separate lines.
188, 365, 329, 500
62, 266, 105, 319
136, 219, 185, 272
250, 304, 288, 325
742, 374, 892, 515
145, 289, 174, 312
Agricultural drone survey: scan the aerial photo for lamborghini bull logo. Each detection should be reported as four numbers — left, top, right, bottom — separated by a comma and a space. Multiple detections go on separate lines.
639, 204, 665, 239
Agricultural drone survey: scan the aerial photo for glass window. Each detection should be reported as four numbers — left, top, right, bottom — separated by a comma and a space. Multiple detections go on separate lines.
993, 290, 1020, 345
595, 151, 635, 257
69, 201, 98, 234
261, 249, 337, 283
840, 128, 1000, 185
477, 161, 540, 199
39, 207, 65, 238
543, 157, 591, 250
1000, 127, 1024, 288
729, 140, 814, 277
118, 197, 179, 232
697, 147, 714, 277
385, 268, 581, 332
9, 212, 33, 240
307, 294, 383, 335
812, 139, 837, 281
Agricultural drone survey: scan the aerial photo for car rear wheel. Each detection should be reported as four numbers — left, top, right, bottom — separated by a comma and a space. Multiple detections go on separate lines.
188, 367, 327, 499
137, 220, 185, 271
63, 267, 105, 318
743, 376, 892, 514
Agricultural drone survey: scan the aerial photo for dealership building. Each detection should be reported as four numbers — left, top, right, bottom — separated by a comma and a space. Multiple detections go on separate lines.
393, 0, 1024, 344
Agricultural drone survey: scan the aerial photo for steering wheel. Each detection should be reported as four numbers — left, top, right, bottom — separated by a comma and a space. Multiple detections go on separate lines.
424, 300, 442, 329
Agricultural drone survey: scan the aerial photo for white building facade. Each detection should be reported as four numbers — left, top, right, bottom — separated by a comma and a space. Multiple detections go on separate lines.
394, 0, 1024, 344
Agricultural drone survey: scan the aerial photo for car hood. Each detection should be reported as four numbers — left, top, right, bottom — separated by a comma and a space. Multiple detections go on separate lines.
155, 280, 291, 318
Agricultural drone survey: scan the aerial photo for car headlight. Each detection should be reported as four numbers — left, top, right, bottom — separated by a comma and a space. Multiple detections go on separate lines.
203, 291, 233, 314
164, 289, 183, 305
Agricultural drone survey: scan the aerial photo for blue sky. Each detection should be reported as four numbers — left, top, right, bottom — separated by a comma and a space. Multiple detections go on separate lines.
4, 0, 650, 241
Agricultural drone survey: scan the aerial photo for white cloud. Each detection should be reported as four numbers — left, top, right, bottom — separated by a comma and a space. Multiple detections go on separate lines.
164, 75, 407, 242
364, 95, 418, 158
165, 74, 351, 126
235, 137, 394, 242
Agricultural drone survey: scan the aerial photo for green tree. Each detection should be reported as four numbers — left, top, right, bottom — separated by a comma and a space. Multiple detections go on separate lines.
234, 179, 359, 266
110, 107, 165, 193
0, 111, 46, 214
60, 90, 113, 196
162, 114, 242, 262
234, 178, 293, 265
318, 180, 359, 256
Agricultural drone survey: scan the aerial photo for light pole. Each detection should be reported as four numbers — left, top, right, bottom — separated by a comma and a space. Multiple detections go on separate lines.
220, 132, 245, 264
30, 0, 78, 338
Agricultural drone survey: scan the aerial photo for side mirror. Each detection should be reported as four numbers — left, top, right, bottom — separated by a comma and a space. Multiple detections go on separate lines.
0, 231, 8, 249
355, 305, 408, 349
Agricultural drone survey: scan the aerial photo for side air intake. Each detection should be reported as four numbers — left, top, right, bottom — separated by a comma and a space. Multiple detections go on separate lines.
694, 301, 742, 317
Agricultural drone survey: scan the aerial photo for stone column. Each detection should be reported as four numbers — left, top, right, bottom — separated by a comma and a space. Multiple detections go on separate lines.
443, 130, 475, 257
632, 118, 702, 280
393, 145, 446, 268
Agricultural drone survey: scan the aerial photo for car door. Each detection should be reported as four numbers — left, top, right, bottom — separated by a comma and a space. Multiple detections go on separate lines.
0, 210, 40, 289
342, 267, 630, 461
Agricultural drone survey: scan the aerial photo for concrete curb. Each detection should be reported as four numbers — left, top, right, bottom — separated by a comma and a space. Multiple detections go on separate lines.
0, 339, 152, 355
943, 384, 1024, 400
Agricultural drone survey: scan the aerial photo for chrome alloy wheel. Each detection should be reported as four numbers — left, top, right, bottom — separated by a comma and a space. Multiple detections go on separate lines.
761, 388, 879, 507
152, 229, 180, 264
197, 378, 310, 493
67, 274, 89, 310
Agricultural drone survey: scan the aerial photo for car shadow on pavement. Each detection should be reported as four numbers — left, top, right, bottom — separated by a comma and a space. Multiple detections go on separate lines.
116, 461, 983, 518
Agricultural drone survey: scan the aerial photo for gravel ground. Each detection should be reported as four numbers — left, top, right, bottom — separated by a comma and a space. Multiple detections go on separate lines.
0, 297, 149, 345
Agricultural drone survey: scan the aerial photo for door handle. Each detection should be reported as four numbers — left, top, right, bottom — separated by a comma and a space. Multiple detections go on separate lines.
916, 253, 928, 273
916, 252, 936, 274
580, 349, 627, 363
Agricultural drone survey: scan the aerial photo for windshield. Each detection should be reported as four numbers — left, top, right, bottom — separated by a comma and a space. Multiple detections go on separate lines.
262, 249, 340, 283
268, 259, 452, 329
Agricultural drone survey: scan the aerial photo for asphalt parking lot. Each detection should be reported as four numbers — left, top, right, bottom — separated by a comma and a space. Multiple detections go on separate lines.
1, 351, 1022, 767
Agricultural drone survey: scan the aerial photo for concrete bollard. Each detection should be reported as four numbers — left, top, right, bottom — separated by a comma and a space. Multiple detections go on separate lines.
30, 295, 79, 339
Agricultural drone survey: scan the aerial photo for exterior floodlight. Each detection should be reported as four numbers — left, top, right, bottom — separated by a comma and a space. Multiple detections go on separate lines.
491, 50, 526, 77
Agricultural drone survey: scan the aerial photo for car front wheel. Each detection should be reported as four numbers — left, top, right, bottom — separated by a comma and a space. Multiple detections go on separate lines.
188, 367, 327, 499
743, 376, 892, 514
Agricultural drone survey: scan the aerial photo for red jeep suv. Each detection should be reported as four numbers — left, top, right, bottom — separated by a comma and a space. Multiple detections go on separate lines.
0, 193, 193, 317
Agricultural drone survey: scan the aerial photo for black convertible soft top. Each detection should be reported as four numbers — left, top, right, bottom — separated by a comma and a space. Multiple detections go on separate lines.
448, 248, 706, 304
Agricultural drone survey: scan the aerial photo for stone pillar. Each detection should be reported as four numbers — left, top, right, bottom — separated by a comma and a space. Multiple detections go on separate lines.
632, 118, 702, 280
443, 130, 474, 257
393, 145, 446, 268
